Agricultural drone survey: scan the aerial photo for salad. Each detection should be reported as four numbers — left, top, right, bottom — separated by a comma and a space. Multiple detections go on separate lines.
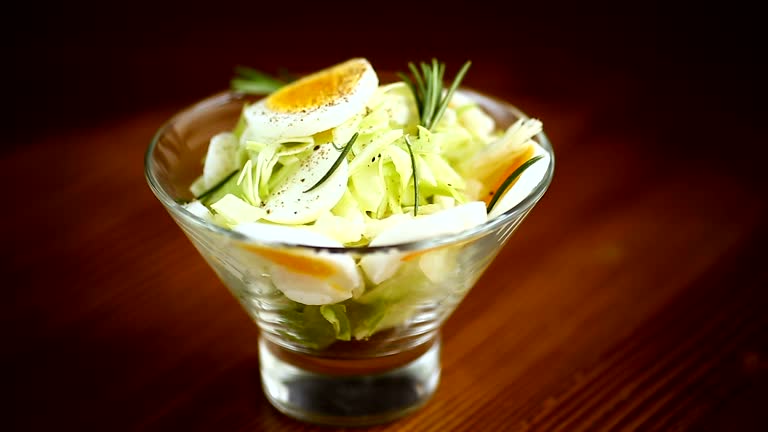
182, 58, 549, 349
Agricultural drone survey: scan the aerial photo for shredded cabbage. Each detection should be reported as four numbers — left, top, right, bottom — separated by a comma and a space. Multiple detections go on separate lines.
210, 193, 266, 227
189, 81, 512, 239
184, 71, 549, 346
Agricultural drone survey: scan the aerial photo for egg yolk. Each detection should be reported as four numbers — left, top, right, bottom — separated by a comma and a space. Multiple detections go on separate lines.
242, 244, 337, 278
484, 144, 536, 205
265, 58, 369, 113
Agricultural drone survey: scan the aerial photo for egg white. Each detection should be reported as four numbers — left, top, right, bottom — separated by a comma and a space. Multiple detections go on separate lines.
360, 201, 488, 284
262, 142, 348, 225
202, 132, 238, 188
244, 58, 378, 141
235, 222, 362, 305
487, 142, 550, 220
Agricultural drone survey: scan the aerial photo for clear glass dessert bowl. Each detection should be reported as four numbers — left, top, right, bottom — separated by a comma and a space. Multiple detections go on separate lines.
144, 88, 554, 426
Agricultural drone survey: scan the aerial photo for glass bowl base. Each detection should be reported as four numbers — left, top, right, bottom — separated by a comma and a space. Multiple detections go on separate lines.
259, 336, 441, 426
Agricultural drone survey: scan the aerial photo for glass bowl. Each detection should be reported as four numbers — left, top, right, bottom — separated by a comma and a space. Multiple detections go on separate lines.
144, 87, 554, 426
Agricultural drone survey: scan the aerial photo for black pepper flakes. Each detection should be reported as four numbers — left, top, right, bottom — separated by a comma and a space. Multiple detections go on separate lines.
314, 145, 320, 151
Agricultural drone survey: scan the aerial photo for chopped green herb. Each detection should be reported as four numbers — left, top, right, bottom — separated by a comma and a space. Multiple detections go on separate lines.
195, 170, 239, 201
486, 155, 544, 212
303, 133, 359, 193
231, 66, 287, 95
398, 59, 471, 132
404, 135, 419, 216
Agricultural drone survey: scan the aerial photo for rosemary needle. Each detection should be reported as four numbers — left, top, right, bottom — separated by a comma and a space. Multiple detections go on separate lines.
486, 155, 544, 212
404, 135, 419, 216
432, 61, 471, 131
195, 169, 240, 203
400, 60, 471, 132
230, 66, 286, 95
304, 133, 359, 193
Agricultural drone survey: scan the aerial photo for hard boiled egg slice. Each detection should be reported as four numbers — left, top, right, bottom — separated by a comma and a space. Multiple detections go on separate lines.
360, 201, 488, 284
244, 58, 378, 141
487, 142, 550, 220
262, 142, 348, 225
235, 222, 362, 305
202, 132, 238, 188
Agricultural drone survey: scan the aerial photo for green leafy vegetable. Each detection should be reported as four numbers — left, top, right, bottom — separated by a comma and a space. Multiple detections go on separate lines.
209, 193, 266, 226
486, 155, 544, 212
345, 301, 388, 340
320, 304, 352, 341
349, 261, 438, 339
276, 304, 338, 350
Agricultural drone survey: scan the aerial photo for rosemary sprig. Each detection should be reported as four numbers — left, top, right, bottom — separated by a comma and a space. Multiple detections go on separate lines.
404, 135, 419, 216
395, 59, 471, 216
486, 155, 544, 212
304, 133, 359, 193
398, 59, 471, 131
195, 169, 240, 202
231, 66, 287, 95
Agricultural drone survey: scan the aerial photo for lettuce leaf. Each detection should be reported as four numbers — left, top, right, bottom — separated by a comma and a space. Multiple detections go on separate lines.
209, 194, 265, 227
349, 162, 386, 215
320, 304, 352, 341
276, 304, 338, 350
348, 261, 438, 338
267, 255, 456, 347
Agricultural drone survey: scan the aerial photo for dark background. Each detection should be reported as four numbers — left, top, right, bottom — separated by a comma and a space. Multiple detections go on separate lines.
7, 4, 766, 166
7, 2, 768, 430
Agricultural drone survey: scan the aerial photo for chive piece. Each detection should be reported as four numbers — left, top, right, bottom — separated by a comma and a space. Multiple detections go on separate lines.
195, 169, 239, 201
404, 135, 419, 216
487, 155, 544, 212
304, 133, 359, 193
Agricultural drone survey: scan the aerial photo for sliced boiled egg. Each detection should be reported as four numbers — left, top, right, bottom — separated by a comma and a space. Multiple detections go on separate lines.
244, 58, 378, 141
235, 222, 362, 305
487, 142, 550, 220
202, 132, 238, 187
262, 142, 348, 225
360, 201, 488, 284
183, 200, 213, 221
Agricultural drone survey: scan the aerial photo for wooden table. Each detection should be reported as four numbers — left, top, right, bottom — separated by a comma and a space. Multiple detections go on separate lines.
7, 13, 768, 432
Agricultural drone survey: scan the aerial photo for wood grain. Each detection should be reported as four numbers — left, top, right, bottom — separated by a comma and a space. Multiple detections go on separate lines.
6, 12, 768, 431
6, 98, 767, 430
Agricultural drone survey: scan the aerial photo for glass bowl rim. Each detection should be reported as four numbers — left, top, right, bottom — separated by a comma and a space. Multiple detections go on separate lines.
144, 88, 555, 254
